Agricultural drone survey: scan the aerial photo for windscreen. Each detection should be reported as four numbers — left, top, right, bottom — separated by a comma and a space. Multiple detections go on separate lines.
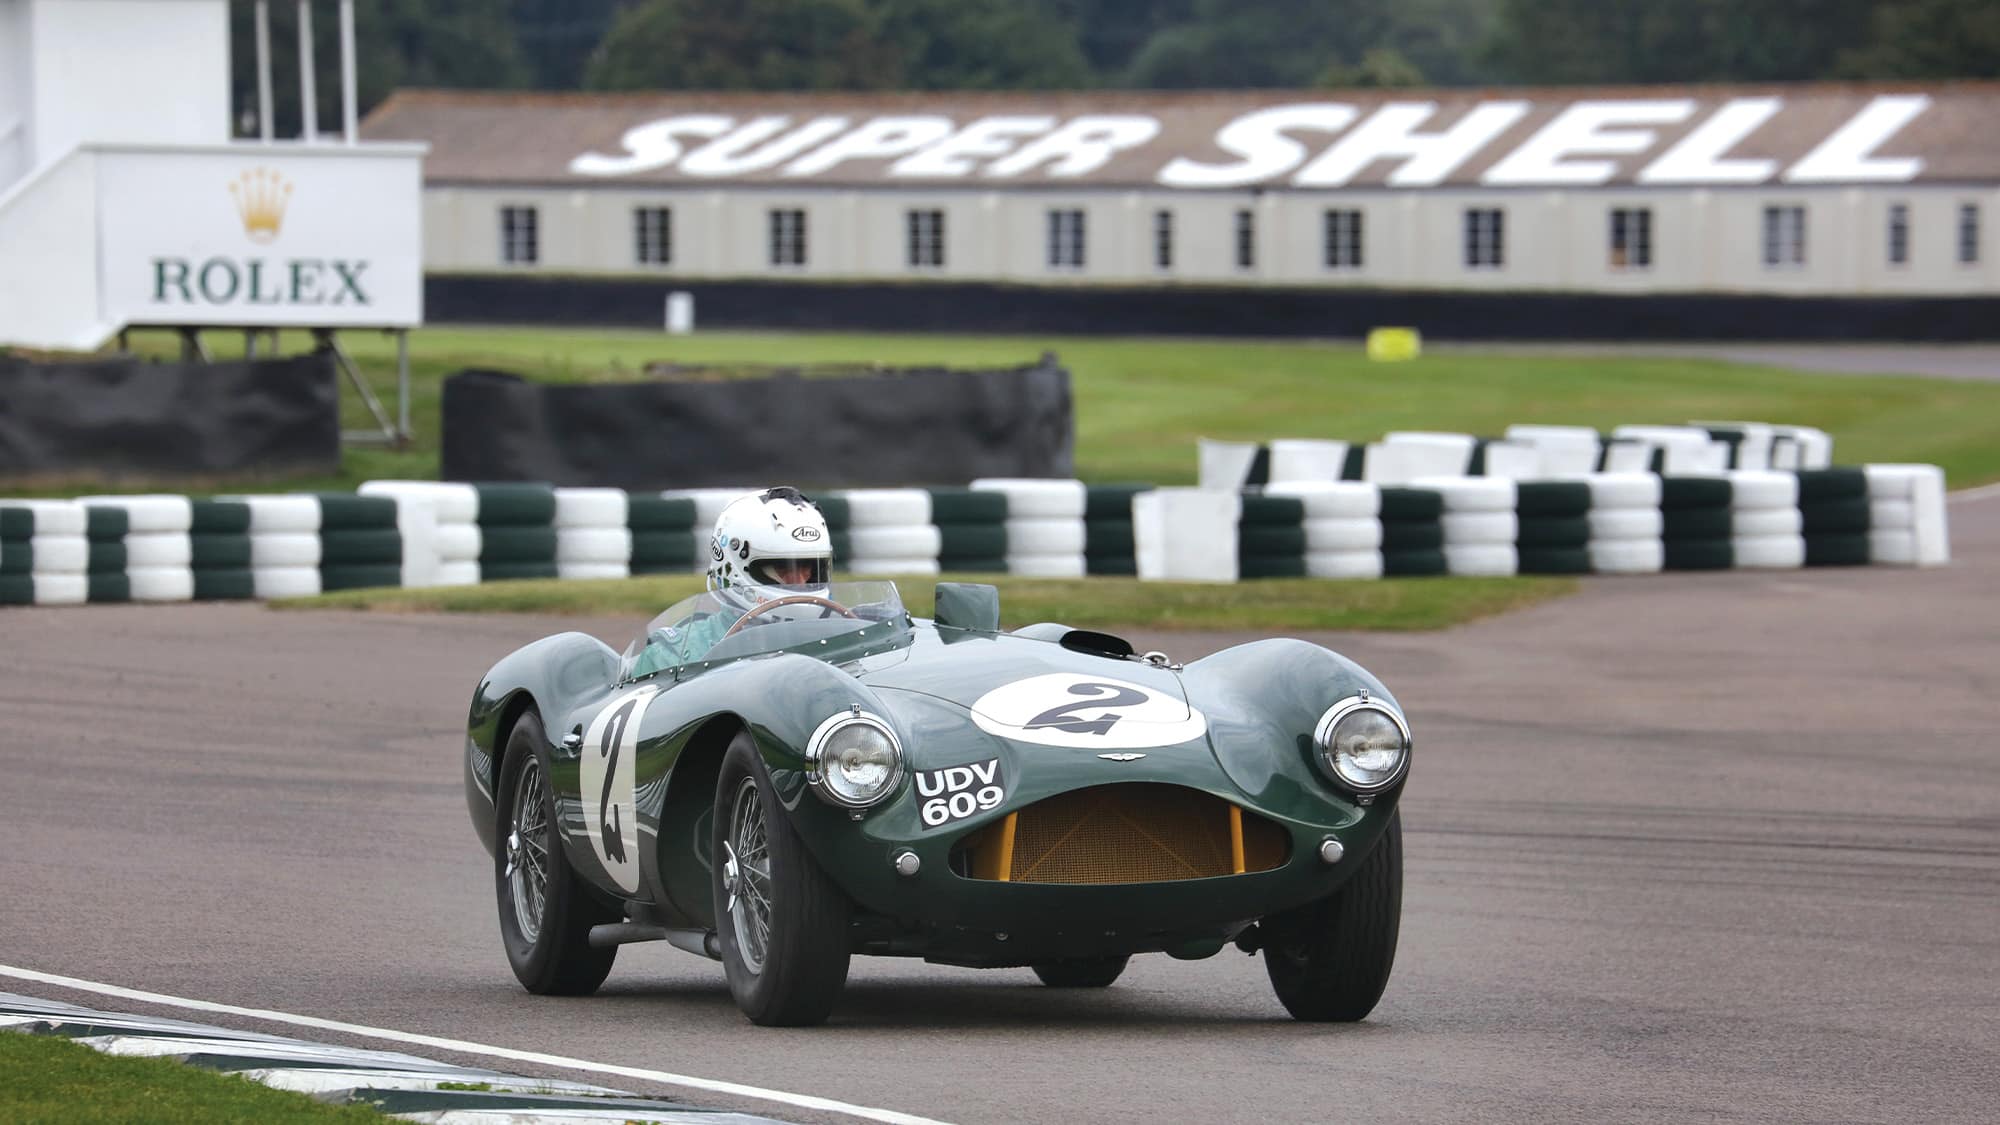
620, 580, 906, 680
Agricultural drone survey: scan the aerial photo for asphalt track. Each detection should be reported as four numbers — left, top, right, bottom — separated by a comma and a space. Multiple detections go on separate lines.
3, 495, 1997, 1124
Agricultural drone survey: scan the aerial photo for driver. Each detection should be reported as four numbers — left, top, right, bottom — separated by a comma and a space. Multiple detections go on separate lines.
640, 487, 834, 671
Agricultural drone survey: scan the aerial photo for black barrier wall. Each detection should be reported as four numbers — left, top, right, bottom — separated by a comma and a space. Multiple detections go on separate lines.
441, 360, 1073, 488
0, 353, 339, 477
427, 275, 2000, 342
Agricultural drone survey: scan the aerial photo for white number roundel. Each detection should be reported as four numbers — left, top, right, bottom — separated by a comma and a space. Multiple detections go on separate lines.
969, 673, 1207, 750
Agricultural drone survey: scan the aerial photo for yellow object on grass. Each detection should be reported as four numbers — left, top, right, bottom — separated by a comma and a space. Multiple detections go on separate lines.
1366, 327, 1422, 362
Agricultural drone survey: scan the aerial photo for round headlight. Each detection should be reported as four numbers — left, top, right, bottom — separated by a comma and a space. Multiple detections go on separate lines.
1313, 697, 1411, 793
806, 711, 904, 808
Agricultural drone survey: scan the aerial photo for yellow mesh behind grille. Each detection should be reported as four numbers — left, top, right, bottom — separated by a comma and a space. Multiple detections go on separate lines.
958, 784, 1288, 884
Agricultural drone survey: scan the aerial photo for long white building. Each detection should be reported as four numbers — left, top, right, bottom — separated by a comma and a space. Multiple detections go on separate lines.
365, 83, 2000, 302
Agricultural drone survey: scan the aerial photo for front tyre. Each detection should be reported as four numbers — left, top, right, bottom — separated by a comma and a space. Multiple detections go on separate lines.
494, 710, 618, 995
1031, 957, 1130, 988
713, 731, 852, 1026
1262, 810, 1402, 1022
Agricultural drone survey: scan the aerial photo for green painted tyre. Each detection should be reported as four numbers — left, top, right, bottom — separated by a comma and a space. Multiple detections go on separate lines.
1514, 481, 1592, 517
1800, 498, 1870, 535
1032, 956, 1129, 988
1240, 553, 1308, 579
1516, 517, 1591, 548
631, 530, 699, 568
1263, 810, 1402, 1022
495, 710, 618, 996
938, 522, 1008, 559
1661, 477, 1732, 509
927, 488, 1008, 524
713, 731, 851, 1026
190, 533, 253, 569
1663, 539, 1734, 570
319, 528, 402, 565
1662, 506, 1732, 540
1380, 521, 1444, 552
1382, 548, 1447, 577
481, 560, 560, 581
189, 499, 253, 534
1804, 533, 1872, 567
1239, 495, 1306, 526
315, 494, 399, 530
1378, 488, 1444, 522
474, 484, 557, 527
193, 568, 257, 601
1084, 519, 1136, 557
627, 495, 698, 531
481, 526, 558, 565
1239, 524, 1308, 557
1085, 556, 1138, 576
1517, 546, 1592, 574
320, 563, 404, 590
87, 573, 131, 603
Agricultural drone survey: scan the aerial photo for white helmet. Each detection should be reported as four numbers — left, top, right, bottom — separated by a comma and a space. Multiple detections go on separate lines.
706, 486, 832, 605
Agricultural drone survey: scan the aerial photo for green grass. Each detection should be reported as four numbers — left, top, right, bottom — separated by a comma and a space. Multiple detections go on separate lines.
278, 571, 1576, 632
0, 1031, 389, 1123
12, 325, 1990, 496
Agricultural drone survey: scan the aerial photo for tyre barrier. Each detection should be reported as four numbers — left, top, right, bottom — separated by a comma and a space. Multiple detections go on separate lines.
0, 454, 1952, 609
973, 478, 1087, 578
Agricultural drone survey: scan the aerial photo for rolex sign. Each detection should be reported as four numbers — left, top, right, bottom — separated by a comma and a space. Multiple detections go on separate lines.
97, 147, 423, 329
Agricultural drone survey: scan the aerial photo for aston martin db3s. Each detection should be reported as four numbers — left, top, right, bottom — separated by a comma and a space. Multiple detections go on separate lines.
465, 581, 1410, 1026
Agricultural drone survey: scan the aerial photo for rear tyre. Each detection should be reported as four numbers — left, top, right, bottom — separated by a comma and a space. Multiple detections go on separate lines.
1031, 957, 1129, 988
494, 710, 619, 996
1262, 810, 1402, 1022
713, 731, 852, 1026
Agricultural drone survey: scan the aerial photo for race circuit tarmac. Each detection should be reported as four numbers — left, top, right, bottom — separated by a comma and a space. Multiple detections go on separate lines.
1, 495, 1996, 1124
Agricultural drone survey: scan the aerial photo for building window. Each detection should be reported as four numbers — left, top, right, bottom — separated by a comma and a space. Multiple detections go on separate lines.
1234, 208, 1255, 270
1887, 203, 1910, 267
906, 208, 945, 269
1323, 209, 1363, 269
1959, 203, 1981, 265
500, 206, 538, 265
634, 207, 671, 266
769, 208, 806, 267
1762, 205, 1805, 268
1464, 207, 1504, 269
1609, 207, 1652, 270
1154, 209, 1173, 271
1047, 208, 1085, 269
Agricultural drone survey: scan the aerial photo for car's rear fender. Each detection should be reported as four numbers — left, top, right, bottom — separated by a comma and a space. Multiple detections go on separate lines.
465, 632, 621, 857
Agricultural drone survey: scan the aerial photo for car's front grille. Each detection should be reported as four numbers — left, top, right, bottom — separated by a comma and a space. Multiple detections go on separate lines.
954, 783, 1288, 884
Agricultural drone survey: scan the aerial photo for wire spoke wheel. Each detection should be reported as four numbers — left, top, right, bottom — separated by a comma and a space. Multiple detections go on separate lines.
728, 777, 773, 974
508, 754, 551, 944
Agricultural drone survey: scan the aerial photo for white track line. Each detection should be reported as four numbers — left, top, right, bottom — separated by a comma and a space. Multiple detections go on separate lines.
1948, 481, 2000, 503
0, 964, 950, 1125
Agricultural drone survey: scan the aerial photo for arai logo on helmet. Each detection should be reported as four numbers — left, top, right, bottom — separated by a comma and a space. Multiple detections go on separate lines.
792, 526, 822, 542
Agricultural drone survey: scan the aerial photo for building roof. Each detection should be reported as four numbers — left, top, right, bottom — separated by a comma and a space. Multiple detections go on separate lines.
363, 83, 2000, 192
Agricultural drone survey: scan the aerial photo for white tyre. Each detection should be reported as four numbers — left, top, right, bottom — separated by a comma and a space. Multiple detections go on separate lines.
1411, 476, 1516, 512
125, 532, 194, 568
360, 481, 480, 525
557, 561, 630, 581
556, 527, 633, 564
1267, 440, 1350, 484
553, 488, 629, 529
26, 534, 87, 574
433, 522, 483, 563
435, 559, 482, 587
79, 495, 193, 533
1731, 534, 1806, 569
1441, 511, 1518, 545
0, 500, 87, 535
1004, 518, 1086, 556
1303, 518, 1383, 552
1576, 471, 1662, 509
1197, 439, 1263, 490
847, 524, 943, 560
1731, 508, 1803, 537
842, 556, 942, 576
252, 567, 321, 599
1863, 463, 1937, 500
128, 566, 195, 602
659, 488, 757, 529
1868, 529, 1918, 566
1265, 482, 1378, 519
1305, 549, 1384, 579
251, 533, 321, 568
224, 494, 321, 533
1869, 499, 1914, 530
1003, 554, 1087, 578
1587, 538, 1664, 574
1727, 470, 1799, 510
1443, 544, 1517, 576
31, 573, 88, 604
839, 488, 933, 528
971, 478, 1087, 519
1586, 508, 1663, 541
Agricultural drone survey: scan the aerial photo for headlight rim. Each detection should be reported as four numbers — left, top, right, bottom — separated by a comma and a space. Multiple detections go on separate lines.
804, 709, 905, 809
1311, 694, 1412, 794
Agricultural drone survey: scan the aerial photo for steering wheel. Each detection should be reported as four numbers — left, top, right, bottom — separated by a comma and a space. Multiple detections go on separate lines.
721, 594, 858, 638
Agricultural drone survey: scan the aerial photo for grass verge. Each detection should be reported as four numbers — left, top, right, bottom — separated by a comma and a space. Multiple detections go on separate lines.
19, 326, 1985, 496
277, 572, 1577, 632
0, 1031, 388, 1123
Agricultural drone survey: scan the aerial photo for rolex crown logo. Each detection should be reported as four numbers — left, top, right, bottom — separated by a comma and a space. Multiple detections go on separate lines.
229, 168, 293, 244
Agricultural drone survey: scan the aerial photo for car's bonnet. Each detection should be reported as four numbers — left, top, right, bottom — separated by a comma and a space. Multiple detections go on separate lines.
862, 628, 1208, 752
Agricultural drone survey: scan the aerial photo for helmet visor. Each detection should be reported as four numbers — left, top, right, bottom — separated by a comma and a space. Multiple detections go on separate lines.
747, 557, 829, 587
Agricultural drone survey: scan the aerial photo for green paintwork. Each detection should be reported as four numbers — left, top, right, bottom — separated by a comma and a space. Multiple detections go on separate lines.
465, 580, 1406, 966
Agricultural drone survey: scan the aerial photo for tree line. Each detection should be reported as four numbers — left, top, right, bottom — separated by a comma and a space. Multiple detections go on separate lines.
236, 0, 1997, 134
